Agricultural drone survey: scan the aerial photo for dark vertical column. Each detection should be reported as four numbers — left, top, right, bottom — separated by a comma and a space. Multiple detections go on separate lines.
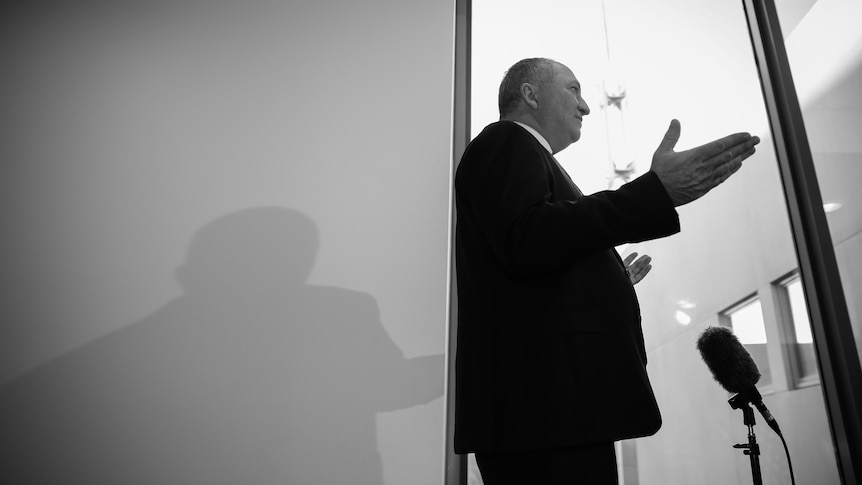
446, 1, 471, 484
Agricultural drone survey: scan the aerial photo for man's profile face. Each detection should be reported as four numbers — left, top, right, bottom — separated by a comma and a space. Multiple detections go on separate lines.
536, 63, 590, 152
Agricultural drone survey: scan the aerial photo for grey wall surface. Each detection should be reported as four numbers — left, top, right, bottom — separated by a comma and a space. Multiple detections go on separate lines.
0, 1, 454, 484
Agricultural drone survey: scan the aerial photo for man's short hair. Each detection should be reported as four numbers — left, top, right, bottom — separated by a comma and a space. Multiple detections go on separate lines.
498, 58, 559, 117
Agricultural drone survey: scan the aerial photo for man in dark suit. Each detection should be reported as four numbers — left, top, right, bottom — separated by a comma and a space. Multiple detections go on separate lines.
453, 58, 760, 484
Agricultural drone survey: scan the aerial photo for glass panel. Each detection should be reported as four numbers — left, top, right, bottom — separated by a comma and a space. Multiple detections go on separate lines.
469, 0, 841, 483
728, 299, 768, 345
784, 276, 819, 383
786, 279, 812, 344
773, 0, 862, 379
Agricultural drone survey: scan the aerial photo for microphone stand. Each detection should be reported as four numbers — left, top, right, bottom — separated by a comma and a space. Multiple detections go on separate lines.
729, 393, 763, 485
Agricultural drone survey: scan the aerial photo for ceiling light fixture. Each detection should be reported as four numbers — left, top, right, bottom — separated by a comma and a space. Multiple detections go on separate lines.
823, 202, 842, 213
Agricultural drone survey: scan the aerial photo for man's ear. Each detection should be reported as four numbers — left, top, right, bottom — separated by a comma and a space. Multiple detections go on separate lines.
520, 83, 539, 110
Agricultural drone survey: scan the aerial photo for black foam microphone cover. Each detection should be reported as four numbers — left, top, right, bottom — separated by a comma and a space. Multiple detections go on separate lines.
696, 326, 761, 394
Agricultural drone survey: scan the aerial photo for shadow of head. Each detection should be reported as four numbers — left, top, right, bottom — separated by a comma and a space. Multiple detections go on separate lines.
175, 207, 318, 297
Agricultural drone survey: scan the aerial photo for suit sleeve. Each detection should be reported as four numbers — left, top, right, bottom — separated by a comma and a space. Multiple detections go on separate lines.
456, 124, 680, 276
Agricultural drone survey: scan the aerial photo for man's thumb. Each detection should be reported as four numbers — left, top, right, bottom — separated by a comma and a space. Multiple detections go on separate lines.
656, 119, 681, 153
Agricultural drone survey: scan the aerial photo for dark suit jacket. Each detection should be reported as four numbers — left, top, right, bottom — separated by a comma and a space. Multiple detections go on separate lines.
454, 121, 681, 454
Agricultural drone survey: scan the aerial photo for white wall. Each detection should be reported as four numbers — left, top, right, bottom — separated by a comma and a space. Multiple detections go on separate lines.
0, 1, 454, 484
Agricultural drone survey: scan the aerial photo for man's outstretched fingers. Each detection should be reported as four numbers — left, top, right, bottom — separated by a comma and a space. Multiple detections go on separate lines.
701, 132, 755, 159
706, 135, 760, 165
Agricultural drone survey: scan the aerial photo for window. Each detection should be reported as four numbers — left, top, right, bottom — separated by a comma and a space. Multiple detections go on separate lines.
720, 296, 772, 389
779, 274, 819, 387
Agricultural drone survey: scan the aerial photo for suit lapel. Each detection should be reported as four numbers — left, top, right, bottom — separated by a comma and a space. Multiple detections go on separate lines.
543, 151, 584, 198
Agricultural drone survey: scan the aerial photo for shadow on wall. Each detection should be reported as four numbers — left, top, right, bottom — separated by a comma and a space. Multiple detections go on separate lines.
0, 207, 444, 485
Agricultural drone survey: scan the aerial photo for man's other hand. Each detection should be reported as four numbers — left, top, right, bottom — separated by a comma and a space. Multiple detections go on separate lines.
624, 252, 652, 285
650, 119, 760, 207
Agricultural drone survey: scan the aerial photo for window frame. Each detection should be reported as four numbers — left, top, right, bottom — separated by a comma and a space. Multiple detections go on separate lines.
775, 271, 820, 389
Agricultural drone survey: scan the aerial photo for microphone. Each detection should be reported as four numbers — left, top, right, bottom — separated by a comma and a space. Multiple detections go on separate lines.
696, 326, 782, 436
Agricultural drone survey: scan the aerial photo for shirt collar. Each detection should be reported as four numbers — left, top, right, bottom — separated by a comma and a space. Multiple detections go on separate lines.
512, 121, 553, 154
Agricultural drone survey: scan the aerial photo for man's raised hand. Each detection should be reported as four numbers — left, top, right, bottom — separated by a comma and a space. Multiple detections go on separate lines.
650, 119, 760, 207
